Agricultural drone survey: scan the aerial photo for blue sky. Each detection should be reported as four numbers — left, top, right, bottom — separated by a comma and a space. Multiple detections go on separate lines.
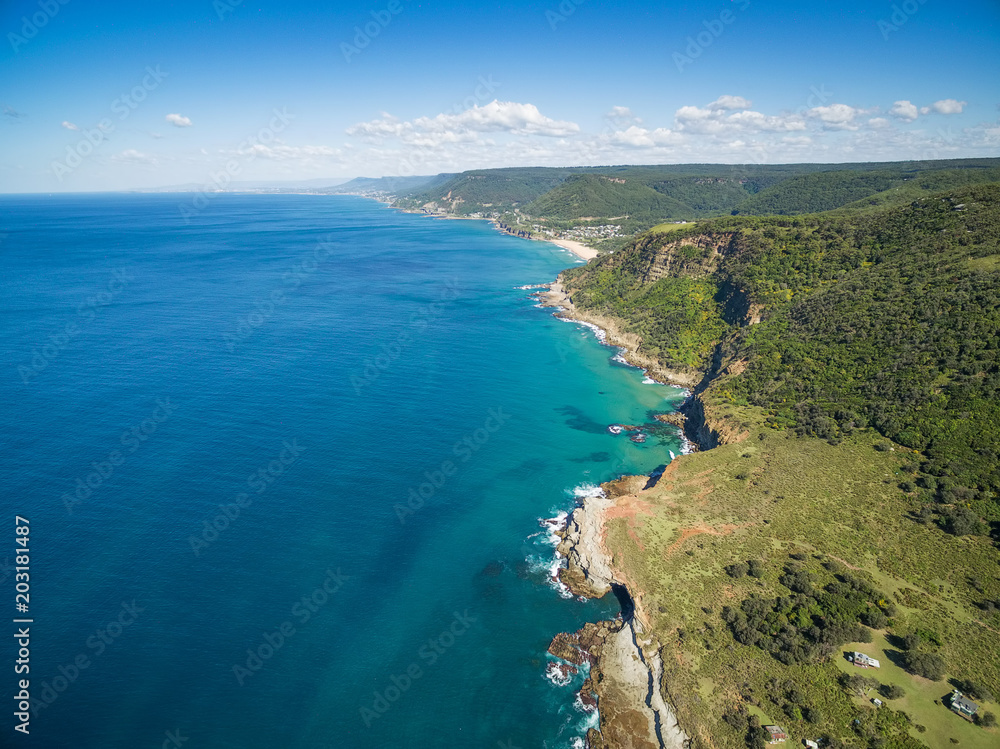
2, 0, 998, 191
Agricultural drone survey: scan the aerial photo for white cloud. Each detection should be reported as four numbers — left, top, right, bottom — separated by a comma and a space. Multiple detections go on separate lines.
609, 125, 680, 148
61, 121, 79, 130
889, 100, 919, 122
347, 101, 579, 143
807, 103, 864, 129
165, 113, 192, 127
707, 95, 752, 110
414, 101, 579, 137
606, 106, 641, 126
346, 113, 410, 138
676, 101, 805, 135
327, 93, 994, 180
929, 98, 967, 115
111, 149, 158, 165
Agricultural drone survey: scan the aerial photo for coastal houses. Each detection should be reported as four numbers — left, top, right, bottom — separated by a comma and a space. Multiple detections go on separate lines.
763, 725, 788, 744
848, 651, 880, 668
950, 690, 979, 718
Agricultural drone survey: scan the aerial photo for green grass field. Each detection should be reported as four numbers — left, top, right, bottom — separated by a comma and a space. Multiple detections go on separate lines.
603, 398, 1000, 748
649, 221, 698, 234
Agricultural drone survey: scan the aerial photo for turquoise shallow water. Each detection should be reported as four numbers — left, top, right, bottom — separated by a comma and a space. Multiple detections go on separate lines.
0, 194, 685, 748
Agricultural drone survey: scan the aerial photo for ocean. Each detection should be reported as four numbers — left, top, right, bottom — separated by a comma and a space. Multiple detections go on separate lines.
0, 194, 686, 748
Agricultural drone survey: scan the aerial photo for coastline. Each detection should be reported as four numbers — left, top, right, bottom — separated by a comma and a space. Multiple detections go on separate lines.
346, 192, 601, 264
360, 189, 687, 746
539, 281, 701, 389
547, 238, 599, 262
551, 478, 689, 749
540, 281, 693, 749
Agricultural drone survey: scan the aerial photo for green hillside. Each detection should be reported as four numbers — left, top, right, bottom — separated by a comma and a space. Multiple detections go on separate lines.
525, 174, 693, 221
402, 167, 576, 212
565, 183, 1000, 528
383, 160, 1000, 234
734, 166, 1000, 215
561, 183, 1000, 748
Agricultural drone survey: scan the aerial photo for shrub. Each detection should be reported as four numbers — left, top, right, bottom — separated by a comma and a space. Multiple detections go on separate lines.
902, 651, 946, 681
880, 684, 906, 700
939, 506, 987, 536
976, 711, 997, 728
803, 706, 822, 724
748, 559, 765, 578
954, 680, 994, 703
726, 562, 749, 579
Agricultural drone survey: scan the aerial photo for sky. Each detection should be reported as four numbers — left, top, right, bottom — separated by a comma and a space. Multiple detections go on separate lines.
1, 0, 999, 192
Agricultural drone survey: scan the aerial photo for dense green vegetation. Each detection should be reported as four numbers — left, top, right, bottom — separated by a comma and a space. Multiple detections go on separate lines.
733, 166, 1000, 215
525, 174, 692, 222
400, 167, 578, 212
565, 184, 1000, 533
722, 557, 893, 666
563, 231, 732, 370
381, 160, 1000, 232
563, 181, 1000, 748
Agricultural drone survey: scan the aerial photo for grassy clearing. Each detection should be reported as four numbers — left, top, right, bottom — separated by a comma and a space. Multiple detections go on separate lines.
649, 221, 698, 234
833, 632, 998, 748
605, 405, 1000, 748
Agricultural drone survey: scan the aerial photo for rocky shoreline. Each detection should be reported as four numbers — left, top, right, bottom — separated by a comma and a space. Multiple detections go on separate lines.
539, 279, 692, 749
539, 282, 701, 389
549, 479, 689, 749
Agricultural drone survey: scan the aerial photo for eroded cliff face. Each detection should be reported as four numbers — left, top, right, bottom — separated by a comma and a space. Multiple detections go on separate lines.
633, 233, 737, 286
681, 395, 750, 451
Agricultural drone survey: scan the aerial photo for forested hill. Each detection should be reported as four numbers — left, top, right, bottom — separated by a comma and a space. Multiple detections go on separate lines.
561, 184, 1000, 535
385, 159, 1000, 230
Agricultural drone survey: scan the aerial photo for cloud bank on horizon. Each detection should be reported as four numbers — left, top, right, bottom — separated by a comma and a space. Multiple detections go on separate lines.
0, 0, 997, 191
339, 94, 995, 177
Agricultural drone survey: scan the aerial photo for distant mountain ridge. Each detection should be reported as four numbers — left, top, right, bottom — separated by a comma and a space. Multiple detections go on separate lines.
373, 158, 1000, 233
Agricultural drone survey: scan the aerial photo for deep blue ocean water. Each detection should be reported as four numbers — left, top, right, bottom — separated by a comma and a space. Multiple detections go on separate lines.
0, 194, 685, 748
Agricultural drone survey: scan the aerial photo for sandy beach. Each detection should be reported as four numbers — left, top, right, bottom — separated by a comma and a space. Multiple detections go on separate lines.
548, 238, 599, 261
